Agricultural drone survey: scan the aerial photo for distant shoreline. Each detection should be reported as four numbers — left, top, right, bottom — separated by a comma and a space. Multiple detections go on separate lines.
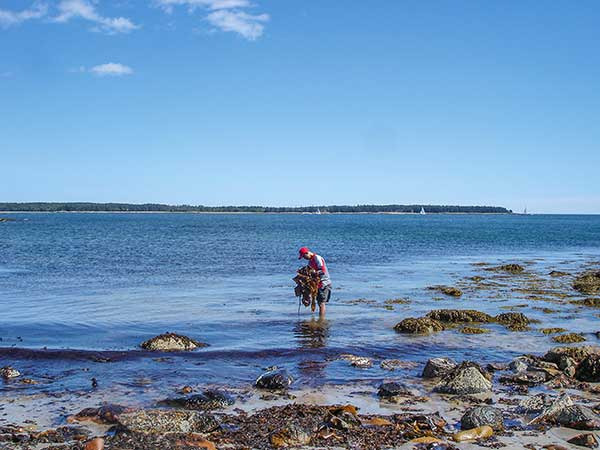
0, 211, 514, 215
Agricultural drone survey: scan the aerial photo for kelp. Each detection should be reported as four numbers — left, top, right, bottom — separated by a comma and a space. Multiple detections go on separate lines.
293, 266, 320, 312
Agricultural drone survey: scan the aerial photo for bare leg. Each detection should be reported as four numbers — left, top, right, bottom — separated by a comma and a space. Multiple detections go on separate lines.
319, 302, 326, 317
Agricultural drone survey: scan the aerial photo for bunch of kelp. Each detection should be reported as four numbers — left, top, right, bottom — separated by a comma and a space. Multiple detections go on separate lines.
293, 266, 320, 312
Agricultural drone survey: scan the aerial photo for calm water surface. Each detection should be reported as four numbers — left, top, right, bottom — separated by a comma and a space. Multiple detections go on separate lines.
0, 213, 599, 393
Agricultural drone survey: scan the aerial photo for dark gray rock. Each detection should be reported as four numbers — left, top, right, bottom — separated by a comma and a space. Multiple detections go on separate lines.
460, 406, 504, 431
377, 382, 411, 398
567, 433, 599, 448
255, 369, 293, 390
422, 357, 457, 379
140, 333, 208, 352
160, 390, 235, 410
556, 405, 600, 430
117, 409, 219, 434
576, 354, 600, 382
434, 362, 492, 395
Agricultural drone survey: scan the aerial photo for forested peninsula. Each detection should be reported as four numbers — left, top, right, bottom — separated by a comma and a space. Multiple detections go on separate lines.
0, 203, 512, 214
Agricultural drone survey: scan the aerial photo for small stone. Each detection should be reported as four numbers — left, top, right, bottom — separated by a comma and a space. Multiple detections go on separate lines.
427, 285, 463, 297
567, 433, 599, 448
340, 354, 372, 368
255, 369, 293, 390
460, 406, 504, 431
140, 333, 207, 352
422, 357, 457, 378
0, 366, 20, 379
377, 382, 411, 398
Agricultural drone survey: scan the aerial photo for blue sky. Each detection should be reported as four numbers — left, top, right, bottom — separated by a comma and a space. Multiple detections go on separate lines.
1, 1, 599, 213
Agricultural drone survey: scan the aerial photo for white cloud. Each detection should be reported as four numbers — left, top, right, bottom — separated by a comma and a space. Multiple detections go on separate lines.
206, 9, 268, 40
0, 3, 48, 27
55, 0, 139, 34
155, 0, 268, 40
90, 62, 133, 76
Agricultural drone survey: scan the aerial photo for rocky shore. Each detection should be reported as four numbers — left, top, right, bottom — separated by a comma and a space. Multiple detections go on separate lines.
2, 260, 600, 449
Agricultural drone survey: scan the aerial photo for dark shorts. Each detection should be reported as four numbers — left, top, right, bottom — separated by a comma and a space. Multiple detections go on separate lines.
317, 286, 332, 305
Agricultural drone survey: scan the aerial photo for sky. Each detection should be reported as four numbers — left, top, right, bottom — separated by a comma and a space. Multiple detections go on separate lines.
1, 1, 599, 213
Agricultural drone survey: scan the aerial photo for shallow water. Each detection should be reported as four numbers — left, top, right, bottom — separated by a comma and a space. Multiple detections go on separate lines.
1, 213, 599, 398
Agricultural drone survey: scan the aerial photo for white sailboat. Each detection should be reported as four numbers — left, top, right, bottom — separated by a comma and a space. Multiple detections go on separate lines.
315, 208, 321, 215
419, 207, 426, 215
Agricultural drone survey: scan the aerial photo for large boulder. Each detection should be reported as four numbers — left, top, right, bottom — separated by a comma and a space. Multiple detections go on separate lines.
426, 309, 492, 324
140, 333, 207, 352
576, 354, 600, 382
435, 362, 492, 395
422, 357, 457, 379
117, 409, 219, 434
573, 271, 600, 295
461, 406, 504, 431
255, 369, 293, 390
160, 390, 235, 410
394, 317, 444, 334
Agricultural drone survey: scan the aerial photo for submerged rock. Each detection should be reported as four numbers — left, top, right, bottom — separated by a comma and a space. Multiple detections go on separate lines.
485, 264, 524, 274
494, 312, 531, 331
435, 362, 492, 395
394, 317, 444, 334
340, 354, 372, 368
567, 433, 599, 448
549, 271, 570, 277
422, 357, 457, 379
544, 346, 600, 364
571, 298, 600, 308
161, 390, 235, 410
574, 271, 600, 295
540, 327, 567, 335
426, 309, 492, 323
461, 326, 490, 334
140, 333, 207, 352
556, 405, 600, 430
255, 369, 293, 390
427, 285, 463, 297
117, 409, 219, 434
576, 354, 600, 382
377, 382, 411, 399
0, 366, 20, 379
553, 333, 586, 344
460, 406, 503, 431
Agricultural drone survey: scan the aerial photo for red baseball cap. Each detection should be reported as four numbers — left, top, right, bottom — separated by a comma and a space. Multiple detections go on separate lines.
298, 247, 310, 259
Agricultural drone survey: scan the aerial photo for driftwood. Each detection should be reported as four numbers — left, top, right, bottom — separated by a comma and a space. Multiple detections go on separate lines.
293, 266, 320, 312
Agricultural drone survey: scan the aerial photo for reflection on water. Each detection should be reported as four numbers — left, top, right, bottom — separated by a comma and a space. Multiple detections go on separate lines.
294, 317, 331, 380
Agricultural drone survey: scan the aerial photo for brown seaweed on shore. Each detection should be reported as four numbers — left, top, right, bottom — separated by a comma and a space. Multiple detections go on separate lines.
573, 271, 600, 295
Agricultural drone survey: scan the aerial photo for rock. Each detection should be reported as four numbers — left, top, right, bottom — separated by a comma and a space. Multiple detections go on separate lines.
561, 356, 577, 377
394, 317, 444, 334
0, 366, 20, 379
160, 390, 235, 410
255, 369, 293, 390
117, 409, 219, 434
460, 406, 503, 431
270, 424, 311, 448
549, 271, 570, 277
340, 354, 372, 368
461, 327, 490, 334
571, 298, 600, 308
380, 359, 418, 371
422, 357, 457, 378
494, 312, 531, 330
69, 404, 131, 424
567, 433, 599, 448
500, 370, 547, 386
574, 271, 600, 295
426, 309, 492, 323
518, 393, 552, 414
529, 394, 574, 425
435, 362, 492, 395
508, 357, 531, 373
553, 333, 586, 343
540, 328, 567, 334
377, 382, 411, 398
427, 285, 463, 297
452, 425, 494, 442
576, 354, 600, 382
556, 405, 600, 430
485, 264, 524, 274
0, 218, 15, 223
85, 438, 104, 450
140, 333, 207, 352
544, 346, 600, 364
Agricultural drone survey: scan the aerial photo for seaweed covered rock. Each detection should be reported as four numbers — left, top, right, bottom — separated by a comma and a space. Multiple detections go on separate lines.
494, 312, 531, 331
549, 271, 570, 277
377, 382, 411, 399
461, 327, 490, 334
575, 354, 600, 382
435, 362, 492, 395
422, 357, 457, 378
270, 424, 311, 448
485, 264, 524, 274
540, 327, 567, 335
117, 409, 219, 434
544, 346, 600, 364
255, 369, 293, 390
460, 406, 504, 431
552, 333, 586, 344
140, 333, 207, 352
426, 309, 492, 324
571, 298, 600, 308
427, 285, 463, 297
574, 271, 600, 295
160, 390, 235, 410
394, 317, 444, 334
556, 405, 600, 430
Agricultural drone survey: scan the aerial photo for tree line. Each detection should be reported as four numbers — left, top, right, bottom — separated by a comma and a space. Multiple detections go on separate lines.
0, 203, 512, 214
